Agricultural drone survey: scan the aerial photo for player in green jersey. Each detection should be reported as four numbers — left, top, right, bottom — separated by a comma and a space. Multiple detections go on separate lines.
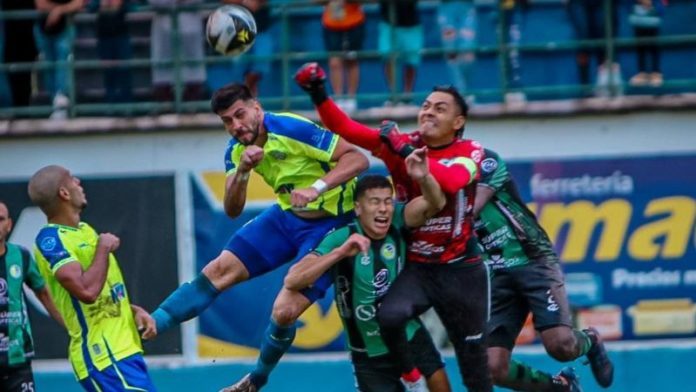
284, 147, 451, 392
0, 200, 63, 392
474, 149, 614, 391
28, 165, 157, 391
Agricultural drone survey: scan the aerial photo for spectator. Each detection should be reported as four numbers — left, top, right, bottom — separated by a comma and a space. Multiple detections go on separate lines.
437, 0, 477, 103
224, 0, 273, 97
628, 0, 665, 87
378, 0, 422, 106
150, 0, 207, 103
89, 0, 133, 103
0, 17, 10, 108
1, 0, 38, 108
320, 0, 365, 113
566, 0, 622, 97
34, 0, 83, 119
499, 0, 527, 105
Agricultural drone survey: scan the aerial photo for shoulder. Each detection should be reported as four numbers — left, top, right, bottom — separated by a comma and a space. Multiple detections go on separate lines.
264, 112, 332, 146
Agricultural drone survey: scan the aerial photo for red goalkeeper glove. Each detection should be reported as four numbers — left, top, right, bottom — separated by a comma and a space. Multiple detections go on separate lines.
379, 121, 416, 158
294, 62, 328, 106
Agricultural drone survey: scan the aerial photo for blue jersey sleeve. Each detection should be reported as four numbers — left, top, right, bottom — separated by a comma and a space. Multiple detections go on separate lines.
266, 113, 338, 162
35, 227, 76, 273
224, 139, 239, 176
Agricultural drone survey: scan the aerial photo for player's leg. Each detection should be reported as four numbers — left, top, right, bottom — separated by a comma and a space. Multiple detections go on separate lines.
408, 326, 451, 392
428, 261, 492, 392
527, 263, 613, 388
376, 263, 432, 385
2, 362, 36, 392
400, 25, 422, 97
150, 206, 298, 337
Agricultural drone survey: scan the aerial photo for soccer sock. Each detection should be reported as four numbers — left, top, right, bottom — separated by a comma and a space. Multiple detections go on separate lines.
249, 319, 297, 388
506, 359, 554, 389
573, 329, 593, 357
152, 273, 220, 334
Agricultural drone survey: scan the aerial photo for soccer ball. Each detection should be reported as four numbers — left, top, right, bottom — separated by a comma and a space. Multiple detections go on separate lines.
206, 5, 257, 57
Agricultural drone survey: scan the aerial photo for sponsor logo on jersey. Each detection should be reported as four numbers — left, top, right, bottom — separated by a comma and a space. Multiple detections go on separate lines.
481, 158, 498, 173
355, 304, 376, 321
360, 255, 371, 266
269, 150, 287, 160
380, 243, 396, 261
40, 237, 57, 252
373, 269, 391, 296
546, 290, 560, 312
9, 265, 21, 279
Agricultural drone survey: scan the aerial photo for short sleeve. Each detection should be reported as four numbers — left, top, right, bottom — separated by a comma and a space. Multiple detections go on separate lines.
35, 227, 77, 273
21, 246, 46, 290
268, 113, 339, 163
479, 149, 510, 191
313, 225, 351, 256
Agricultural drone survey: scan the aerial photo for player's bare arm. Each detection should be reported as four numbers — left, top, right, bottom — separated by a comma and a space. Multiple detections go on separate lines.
54, 232, 118, 304
290, 138, 368, 208
34, 286, 65, 328
284, 233, 370, 290
131, 304, 157, 339
403, 148, 447, 228
224, 145, 264, 217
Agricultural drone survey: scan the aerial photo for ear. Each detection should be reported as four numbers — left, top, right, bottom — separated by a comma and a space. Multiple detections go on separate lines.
454, 115, 466, 133
57, 186, 70, 201
354, 202, 362, 217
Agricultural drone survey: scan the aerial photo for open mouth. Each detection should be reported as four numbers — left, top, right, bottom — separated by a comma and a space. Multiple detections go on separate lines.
374, 216, 390, 229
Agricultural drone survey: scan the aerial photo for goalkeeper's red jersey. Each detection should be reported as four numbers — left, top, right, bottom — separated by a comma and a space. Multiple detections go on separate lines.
316, 99, 484, 265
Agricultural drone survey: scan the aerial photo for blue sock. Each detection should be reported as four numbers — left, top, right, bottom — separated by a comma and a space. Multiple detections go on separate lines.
249, 319, 297, 388
153, 273, 219, 334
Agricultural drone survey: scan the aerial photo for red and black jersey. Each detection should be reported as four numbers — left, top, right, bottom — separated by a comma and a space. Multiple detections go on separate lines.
317, 99, 484, 265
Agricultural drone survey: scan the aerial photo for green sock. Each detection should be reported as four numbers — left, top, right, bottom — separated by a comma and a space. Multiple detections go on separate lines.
507, 359, 554, 386
574, 329, 593, 356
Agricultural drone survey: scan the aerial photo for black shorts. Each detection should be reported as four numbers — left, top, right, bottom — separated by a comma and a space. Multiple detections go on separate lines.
323, 24, 366, 54
350, 327, 444, 392
488, 261, 573, 350
0, 362, 35, 392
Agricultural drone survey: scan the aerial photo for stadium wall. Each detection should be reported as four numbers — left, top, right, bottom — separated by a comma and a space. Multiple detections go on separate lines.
1, 110, 695, 390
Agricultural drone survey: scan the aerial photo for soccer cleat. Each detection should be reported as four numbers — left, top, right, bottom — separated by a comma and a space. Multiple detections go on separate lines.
219, 374, 258, 392
401, 374, 428, 392
555, 367, 583, 392
583, 327, 614, 388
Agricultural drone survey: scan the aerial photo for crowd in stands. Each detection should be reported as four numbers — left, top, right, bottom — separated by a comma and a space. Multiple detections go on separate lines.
0, 0, 683, 119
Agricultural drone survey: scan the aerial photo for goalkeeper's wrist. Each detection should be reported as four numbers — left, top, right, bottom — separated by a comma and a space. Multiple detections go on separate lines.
309, 88, 328, 106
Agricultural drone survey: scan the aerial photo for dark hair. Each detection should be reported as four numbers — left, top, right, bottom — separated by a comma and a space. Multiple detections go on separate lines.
211, 83, 255, 114
354, 175, 393, 201
432, 85, 468, 136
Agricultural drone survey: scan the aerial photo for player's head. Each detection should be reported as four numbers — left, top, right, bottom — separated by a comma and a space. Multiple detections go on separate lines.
0, 200, 12, 246
28, 165, 87, 218
353, 175, 395, 240
418, 85, 468, 145
211, 83, 263, 146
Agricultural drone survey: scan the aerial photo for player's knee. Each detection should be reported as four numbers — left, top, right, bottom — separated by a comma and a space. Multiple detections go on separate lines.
202, 252, 248, 290
545, 336, 577, 362
488, 356, 508, 384
271, 303, 302, 326
376, 303, 410, 329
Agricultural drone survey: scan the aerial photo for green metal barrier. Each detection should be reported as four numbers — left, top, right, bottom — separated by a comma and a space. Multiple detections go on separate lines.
1, 0, 695, 119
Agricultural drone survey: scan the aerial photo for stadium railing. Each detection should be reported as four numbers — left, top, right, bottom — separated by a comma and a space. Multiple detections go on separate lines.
1, 0, 695, 119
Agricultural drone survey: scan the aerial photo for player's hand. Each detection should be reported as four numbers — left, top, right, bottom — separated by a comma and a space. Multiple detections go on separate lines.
405, 147, 430, 181
98, 233, 120, 252
379, 120, 416, 158
294, 62, 328, 105
338, 233, 371, 257
132, 305, 157, 340
238, 145, 264, 173
290, 187, 320, 209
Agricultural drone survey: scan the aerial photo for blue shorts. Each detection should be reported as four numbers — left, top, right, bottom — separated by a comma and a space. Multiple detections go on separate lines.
225, 204, 353, 302
378, 22, 423, 66
79, 354, 155, 392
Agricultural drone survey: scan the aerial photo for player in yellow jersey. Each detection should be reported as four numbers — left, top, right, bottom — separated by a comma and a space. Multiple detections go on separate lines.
28, 165, 157, 392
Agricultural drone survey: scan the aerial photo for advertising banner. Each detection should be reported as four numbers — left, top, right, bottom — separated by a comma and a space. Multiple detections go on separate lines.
194, 154, 696, 354
0, 176, 182, 358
